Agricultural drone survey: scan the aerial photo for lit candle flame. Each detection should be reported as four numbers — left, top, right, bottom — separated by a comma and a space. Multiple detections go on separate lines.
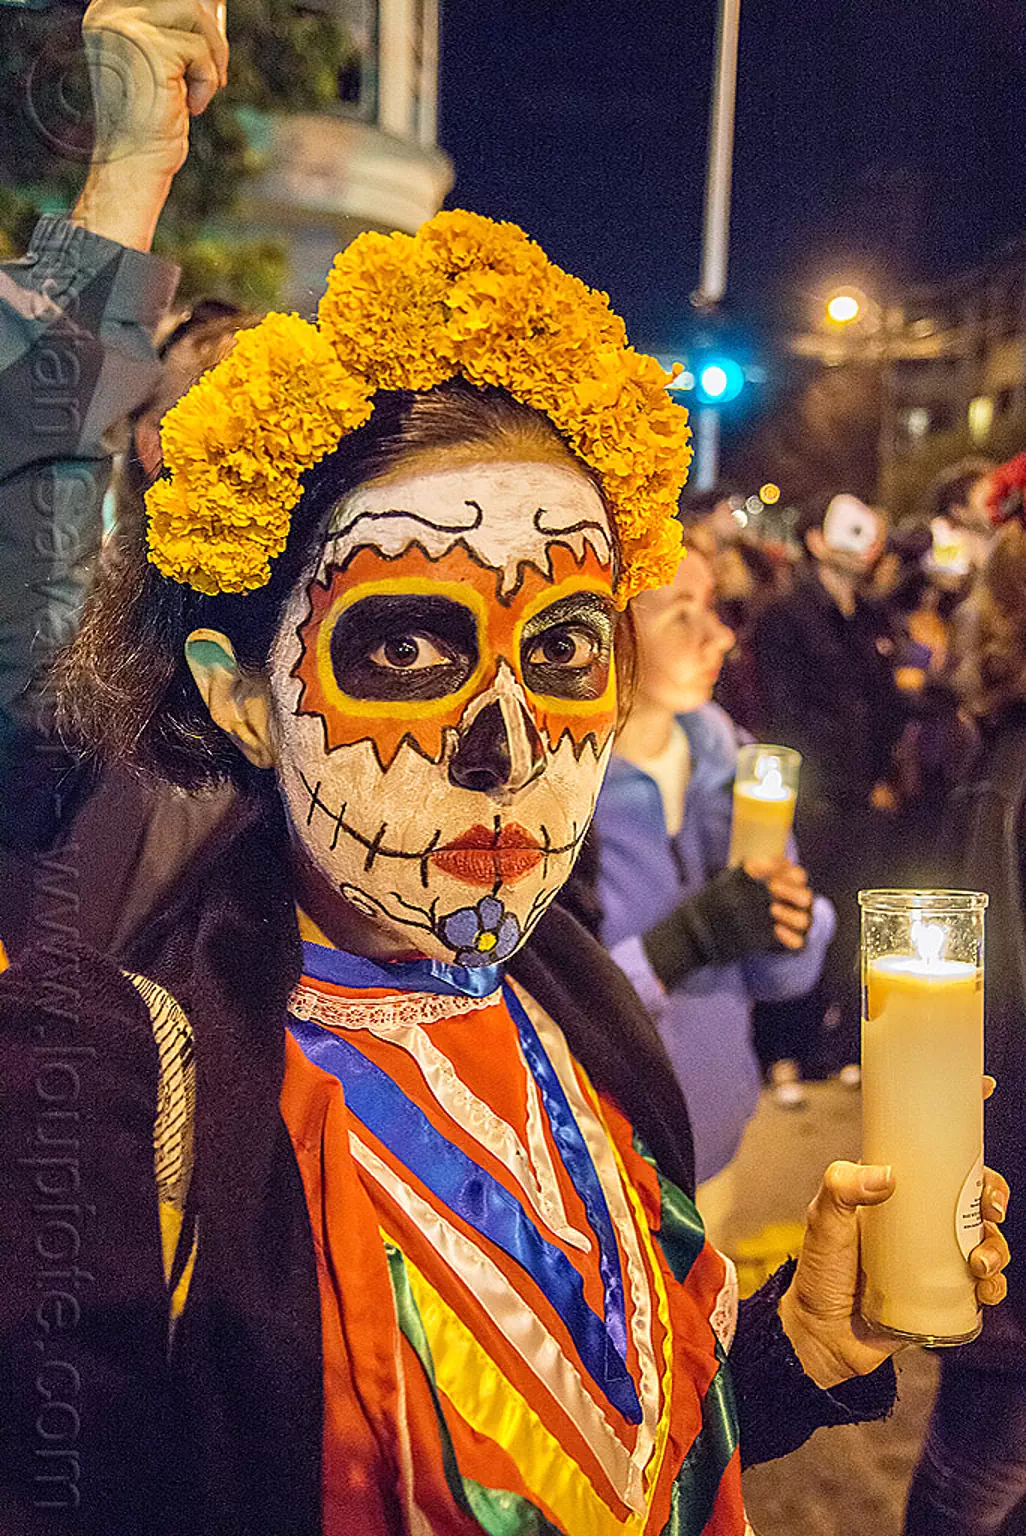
759, 765, 785, 797
911, 918, 947, 969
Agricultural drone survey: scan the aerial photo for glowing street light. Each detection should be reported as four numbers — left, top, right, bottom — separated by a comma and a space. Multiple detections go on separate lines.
694, 355, 745, 405
826, 291, 862, 325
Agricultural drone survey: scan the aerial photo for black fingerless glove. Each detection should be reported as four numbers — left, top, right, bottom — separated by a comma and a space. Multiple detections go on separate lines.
641, 865, 779, 988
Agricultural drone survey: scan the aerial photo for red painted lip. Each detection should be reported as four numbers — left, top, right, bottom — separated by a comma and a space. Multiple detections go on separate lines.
431, 823, 544, 887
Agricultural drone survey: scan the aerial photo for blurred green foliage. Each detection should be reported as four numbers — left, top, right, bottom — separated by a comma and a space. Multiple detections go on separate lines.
0, 0, 355, 304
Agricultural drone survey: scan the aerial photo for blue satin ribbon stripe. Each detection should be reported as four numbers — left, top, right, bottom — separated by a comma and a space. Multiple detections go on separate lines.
301, 940, 503, 999
287, 1011, 643, 1425
502, 981, 629, 1371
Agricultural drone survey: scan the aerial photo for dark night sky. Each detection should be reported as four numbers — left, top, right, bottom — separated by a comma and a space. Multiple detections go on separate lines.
438, 1, 1026, 353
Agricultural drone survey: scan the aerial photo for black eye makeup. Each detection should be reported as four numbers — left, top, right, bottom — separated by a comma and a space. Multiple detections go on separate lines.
521, 592, 615, 701
330, 595, 479, 701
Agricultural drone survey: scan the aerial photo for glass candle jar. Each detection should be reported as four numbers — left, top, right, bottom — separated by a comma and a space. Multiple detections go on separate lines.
728, 744, 801, 867
859, 889, 987, 1345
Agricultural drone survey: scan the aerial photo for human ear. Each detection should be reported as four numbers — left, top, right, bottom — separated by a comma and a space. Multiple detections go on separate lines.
132, 415, 162, 479
185, 628, 276, 769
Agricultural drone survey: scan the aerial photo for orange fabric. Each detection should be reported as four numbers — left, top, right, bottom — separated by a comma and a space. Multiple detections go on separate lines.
280, 1032, 405, 1534
280, 978, 745, 1534
395, 1331, 489, 1536
705, 1449, 749, 1536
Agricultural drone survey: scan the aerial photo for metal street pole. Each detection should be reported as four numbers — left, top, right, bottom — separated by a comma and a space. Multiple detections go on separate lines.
691, 0, 741, 490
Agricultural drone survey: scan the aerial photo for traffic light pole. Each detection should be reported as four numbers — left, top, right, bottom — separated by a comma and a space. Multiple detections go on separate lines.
691, 0, 741, 490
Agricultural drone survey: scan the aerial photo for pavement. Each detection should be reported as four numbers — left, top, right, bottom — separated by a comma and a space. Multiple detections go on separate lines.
714, 1079, 938, 1536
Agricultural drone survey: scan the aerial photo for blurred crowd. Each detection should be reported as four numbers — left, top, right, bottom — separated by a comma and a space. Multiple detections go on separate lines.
677, 461, 1003, 1098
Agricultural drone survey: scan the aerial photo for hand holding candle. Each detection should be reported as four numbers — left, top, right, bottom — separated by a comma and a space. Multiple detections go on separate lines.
777, 1152, 1010, 1390
729, 745, 801, 867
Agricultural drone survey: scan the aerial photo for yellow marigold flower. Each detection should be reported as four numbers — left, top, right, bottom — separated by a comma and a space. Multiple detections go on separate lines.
146, 209, 690, 603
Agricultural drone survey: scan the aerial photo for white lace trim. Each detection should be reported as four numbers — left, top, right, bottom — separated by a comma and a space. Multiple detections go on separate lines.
710, 1252, 739, 1354
287, 980, 499, 1031
289, 979, 588, 1251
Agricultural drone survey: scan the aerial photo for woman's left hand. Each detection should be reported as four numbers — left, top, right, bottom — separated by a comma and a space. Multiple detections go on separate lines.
778, 1158, 1011, 1390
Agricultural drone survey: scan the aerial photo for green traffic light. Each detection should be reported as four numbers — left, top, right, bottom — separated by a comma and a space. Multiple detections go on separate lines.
695, 356, 745, 404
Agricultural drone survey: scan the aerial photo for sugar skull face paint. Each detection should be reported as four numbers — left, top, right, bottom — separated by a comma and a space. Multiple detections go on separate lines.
268, 460, 618, 963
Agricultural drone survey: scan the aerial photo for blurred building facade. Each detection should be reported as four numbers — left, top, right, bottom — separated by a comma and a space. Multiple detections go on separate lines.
790, 240, 1026, 515
235, 0, 453, 310
883, 239, 1026, 501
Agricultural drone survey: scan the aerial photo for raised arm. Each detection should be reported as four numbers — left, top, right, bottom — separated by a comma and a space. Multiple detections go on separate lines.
72, 0, 228, 251
0, 0, 226, 846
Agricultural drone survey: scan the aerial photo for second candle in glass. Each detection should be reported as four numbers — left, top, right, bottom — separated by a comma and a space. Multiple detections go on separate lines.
728, 744, 801, 866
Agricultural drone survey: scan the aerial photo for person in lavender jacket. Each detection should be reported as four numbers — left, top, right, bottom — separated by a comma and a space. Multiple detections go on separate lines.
593, 545, 836, 1227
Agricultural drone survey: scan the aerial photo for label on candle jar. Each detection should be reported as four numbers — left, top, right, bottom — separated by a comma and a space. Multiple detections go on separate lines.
956, 1155, 984, 1261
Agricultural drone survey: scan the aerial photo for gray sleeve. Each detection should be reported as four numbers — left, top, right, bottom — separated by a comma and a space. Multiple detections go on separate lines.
0, 215, 179, 707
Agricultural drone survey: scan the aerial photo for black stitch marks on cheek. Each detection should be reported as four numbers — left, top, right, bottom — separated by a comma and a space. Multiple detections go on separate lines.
364, 822, 390, 873
297, 770, 590, 876
420, 831, 442, 889
301, 772, 437, 864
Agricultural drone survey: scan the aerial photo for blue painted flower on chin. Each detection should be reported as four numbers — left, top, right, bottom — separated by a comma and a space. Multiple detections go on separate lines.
441, 898, 521, 968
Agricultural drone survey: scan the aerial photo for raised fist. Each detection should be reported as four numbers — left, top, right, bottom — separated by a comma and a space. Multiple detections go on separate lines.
81, 0, 228, 178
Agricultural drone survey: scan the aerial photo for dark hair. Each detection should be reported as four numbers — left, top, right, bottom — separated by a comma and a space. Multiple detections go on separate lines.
57, 380, 628, 789
677, 483, 740, 525
930, 458, 995, 522
794, 492, 837, 548
885, 523, 933, 614
156, 298, 248, 362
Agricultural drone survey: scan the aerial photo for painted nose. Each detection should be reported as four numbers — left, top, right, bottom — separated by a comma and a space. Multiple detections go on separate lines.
448, 698, 546, 794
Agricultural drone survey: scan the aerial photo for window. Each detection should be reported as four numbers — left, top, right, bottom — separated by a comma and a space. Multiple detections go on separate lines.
968, 396, 994, 444
334, 0, 379, 121
902, 407, 930, 445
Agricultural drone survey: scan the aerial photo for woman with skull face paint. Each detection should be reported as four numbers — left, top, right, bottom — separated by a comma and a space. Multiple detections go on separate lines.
0, 212, 1013, 1536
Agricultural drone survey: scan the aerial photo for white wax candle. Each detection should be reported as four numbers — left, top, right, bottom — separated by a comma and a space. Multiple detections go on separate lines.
861, 941, 983, 1341
728, 768, 797, 866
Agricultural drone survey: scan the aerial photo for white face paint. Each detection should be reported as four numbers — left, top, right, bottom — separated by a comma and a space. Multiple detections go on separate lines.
317, 461, 614, 596
268, 459, 619, 966
823, 494, 882, 557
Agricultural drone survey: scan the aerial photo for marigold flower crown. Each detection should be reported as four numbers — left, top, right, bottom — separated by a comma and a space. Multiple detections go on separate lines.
145, 210, 691, 606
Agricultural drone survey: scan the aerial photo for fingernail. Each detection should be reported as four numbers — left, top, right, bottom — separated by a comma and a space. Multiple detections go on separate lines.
993, 1197, 1007, 1221
862, 1165, 892, 1192
977, 1250, 996, 1275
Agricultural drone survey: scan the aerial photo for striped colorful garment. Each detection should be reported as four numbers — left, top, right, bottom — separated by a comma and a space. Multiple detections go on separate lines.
281, 940, 753, 1535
